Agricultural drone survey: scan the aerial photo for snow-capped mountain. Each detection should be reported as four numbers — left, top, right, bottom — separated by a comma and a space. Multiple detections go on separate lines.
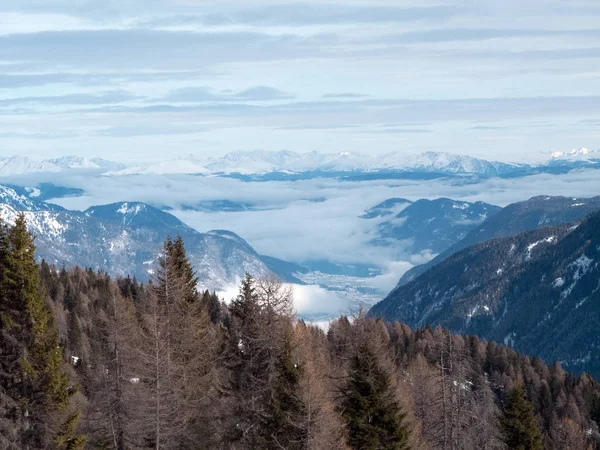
0, 156, 125, 177
547, 147, 600, 169
120, 148, 598, 178
0, 184, 63, 212
550, 147, 599, 161
0, 185, 297, 290
375, 151, 527, 176
49, 156, 125, 171
0, 156, 62, 176
105, 155, 209, 176
202, 150, 528, 176
371, 210, 600, 376
6, 148, 600, 179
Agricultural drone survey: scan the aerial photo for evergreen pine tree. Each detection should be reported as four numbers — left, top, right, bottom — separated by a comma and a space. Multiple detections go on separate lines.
225, 273, 271, 446
129, 236, 216, 448
501, 384, 543, 450
263, 324, 305, 449
0, 214, 85, 449
340, 344, 410, 450
201, 290, 222, 324
171, 236, 198, 303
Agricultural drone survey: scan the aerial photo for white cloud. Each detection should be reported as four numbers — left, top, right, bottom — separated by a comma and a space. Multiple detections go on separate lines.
41, 167, 600, 270
216, 280, 351, 318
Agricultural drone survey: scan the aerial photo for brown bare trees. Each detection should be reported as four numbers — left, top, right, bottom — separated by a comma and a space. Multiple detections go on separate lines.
129, 238, 217, 449
4, 232, 600, 449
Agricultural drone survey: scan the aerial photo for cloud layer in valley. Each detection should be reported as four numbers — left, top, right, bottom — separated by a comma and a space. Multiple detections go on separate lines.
40, 167, 600, 267
7, 166, 600, 317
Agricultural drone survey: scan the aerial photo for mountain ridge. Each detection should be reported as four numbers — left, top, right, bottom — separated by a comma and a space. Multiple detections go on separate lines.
370, 210, 600, 376
5, 149, 600, 178
398, 195, 600, 286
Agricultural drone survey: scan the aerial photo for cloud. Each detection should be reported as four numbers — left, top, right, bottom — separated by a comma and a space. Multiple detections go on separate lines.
233, 86, 293, 101
0, 130, 79, 139
468, 125, 509, 131
162, 87, 223, 103
18, 166, 600, 317
0, 90, 138, 106
0, 71, 216, 88
290, 284, 350, 317
379, 27, 600, 45
96, 124, 213, 137
216, 280, 351, 318
322, 93, 369, 99
274, 124, 360, 130
163, 85, 293, 103
0, 29, 333, 71
141, 5, 458, 28
77, 95, 600, 126
2, 1, 600, 161
356, 128, 432, 134
42, 168, 600, 269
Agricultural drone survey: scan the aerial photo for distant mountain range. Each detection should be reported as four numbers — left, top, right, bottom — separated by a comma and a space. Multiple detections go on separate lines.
0, 156, 125, 176
370, 210, 600, 376
362, 198, 501, 255
2, 148, 599, 179
0, 185, 301, 291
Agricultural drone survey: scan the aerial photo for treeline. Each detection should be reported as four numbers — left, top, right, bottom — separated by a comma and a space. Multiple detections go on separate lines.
1, 215, 600, 449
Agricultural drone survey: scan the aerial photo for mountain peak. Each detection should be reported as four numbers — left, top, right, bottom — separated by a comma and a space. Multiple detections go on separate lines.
0, 155, 124, 176
550, 147, 599, 161
84, 201, 189, 229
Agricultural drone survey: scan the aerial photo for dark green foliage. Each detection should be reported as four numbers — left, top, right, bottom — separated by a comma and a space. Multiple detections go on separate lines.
0, 215, 85, 448
229, 272, 263, 350
501, 385, 543, 450
117, 275, 141, 302
171, 235, 199, 303
341, 344, 410, 450
54, 412, 86, 450
225, 273, 269, 445
201, 290, 222, 324
372, 210, 600, 378
263, 326, 305, 449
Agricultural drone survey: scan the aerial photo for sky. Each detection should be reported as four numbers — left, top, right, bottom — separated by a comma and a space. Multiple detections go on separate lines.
1, 0, 600, 163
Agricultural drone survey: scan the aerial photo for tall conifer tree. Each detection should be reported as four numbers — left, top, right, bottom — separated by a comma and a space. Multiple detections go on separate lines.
171, 236, 198, 304
0, 214, 85, 449
501, 384, 543, 450
341, 343, 410, 450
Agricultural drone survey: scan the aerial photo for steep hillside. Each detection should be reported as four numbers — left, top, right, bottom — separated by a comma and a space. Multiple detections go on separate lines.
371, 211, 600, 375
0, 185, 293, 290
399, 195, 600, 285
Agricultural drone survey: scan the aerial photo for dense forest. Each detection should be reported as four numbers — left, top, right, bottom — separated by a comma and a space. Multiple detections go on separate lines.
1, 214, 600, 449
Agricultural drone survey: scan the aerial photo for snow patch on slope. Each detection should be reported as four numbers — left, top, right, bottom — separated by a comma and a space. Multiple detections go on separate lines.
525, 236, 557, 261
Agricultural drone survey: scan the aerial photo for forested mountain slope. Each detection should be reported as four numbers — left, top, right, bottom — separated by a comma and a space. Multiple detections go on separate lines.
372, 210, 600, 376
399, 195, 600, 285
